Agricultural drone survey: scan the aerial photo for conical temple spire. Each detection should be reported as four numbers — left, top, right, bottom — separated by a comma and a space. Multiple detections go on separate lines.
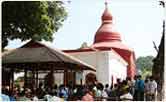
93, 2, 121, 43
102, 1, 113, 21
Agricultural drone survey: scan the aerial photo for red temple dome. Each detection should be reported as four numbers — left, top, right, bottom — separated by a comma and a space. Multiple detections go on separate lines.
94, 5, 121, 43
91, 4, 136, 79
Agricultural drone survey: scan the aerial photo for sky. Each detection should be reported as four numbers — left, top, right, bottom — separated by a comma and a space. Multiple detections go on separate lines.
6, 0, 164, 58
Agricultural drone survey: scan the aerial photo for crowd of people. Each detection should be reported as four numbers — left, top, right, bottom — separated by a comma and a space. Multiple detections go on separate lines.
1, 75, 158, 101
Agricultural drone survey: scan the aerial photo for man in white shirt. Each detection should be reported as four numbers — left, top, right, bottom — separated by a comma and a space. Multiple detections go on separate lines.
144, 78, 151, 101
149, 76, 157, 101
120, 87, 133, 101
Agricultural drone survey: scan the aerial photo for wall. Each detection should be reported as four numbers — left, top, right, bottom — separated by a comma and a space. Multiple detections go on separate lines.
69, 50, 127, 85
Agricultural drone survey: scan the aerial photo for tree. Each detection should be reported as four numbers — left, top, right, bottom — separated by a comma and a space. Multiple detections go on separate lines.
80, 42, 88, 49
152, 21, 164, 100
136, 56, 154, 71
2, 1, 67, 50
136, 56, 154, 79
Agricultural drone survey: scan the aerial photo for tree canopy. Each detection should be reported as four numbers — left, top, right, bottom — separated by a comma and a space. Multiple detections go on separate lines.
136, 56, 154, 71
136, 56, 154, 78
2, 1, 67, 49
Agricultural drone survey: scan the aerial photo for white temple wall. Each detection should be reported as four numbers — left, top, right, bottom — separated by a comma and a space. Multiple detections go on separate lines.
108, 59, 127, 84
96, 51, 110, 85
70, 51, 98, 68
68, 50, 127, 85
69, 51, 97, 84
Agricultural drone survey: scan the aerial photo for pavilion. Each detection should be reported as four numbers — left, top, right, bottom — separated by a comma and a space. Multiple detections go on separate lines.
2, 40, 95, 90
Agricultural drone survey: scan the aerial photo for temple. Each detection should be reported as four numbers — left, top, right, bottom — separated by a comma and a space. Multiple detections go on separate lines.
63, 3, 136, 85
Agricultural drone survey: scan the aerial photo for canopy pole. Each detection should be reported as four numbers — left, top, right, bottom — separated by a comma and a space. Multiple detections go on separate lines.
32, 68, 35, 90
64, 69, 67, 86
80, 70, 83, 86
73, 70, 76, 87
36, 68, 38, 89
11, 69, 14, 92
24, 68, 27, 88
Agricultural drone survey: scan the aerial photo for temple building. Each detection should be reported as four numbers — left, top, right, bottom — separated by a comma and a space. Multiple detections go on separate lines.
2, 3, 137, 87
63, 4, 136, 85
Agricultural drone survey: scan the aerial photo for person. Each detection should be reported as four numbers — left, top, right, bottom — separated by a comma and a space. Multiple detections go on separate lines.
104, 84, 110, 95
49, 90, 63, 101
145, 78, 150, 100
116, 78, 121, 90
81, 85, 94, 101
117, 78, 121, 85
94, 83, 103, 100
59, 85, 68, 100
108, 84, 119, 101
31, 89, 39, 101
120, 87, 133, 101
126, 77, 134, 95
67, 84, 74, 99
25, 88, 32, 99
133, 75, 138, 100
32, 94, 39, 101
101, 84, 108, 101
12, 86, 19, 99
8, 90, 16, 101
134, 75, 144, 101
52, 84, 58, 96
69, 85, 84, 101
74, 85, 84, 100
121, 80, 128, 92
130, 77, 136, 96
16, 89, 31, 101
92, 84, 97, 97
1, 94, 10, 101
118, 80, 128, 98
1, 86, 10, 101
137, 75, 144, 101
43, 90, 52, 101
36, 82, 45, 99
149, 76, 157, 101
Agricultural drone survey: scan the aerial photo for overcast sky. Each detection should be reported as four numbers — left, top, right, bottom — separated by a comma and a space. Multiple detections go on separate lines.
6, 0, 164, 58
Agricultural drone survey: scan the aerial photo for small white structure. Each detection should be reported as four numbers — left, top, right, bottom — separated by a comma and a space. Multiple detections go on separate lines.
68, 50, 128, 85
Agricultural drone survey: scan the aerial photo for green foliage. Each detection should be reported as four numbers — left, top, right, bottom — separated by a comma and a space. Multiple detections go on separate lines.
2, 1, 67, 49
141, 68, 152, 79
14, 76, 24, 87
80, 42, 88, 49
136, 56, 154, 71
136, 56, 154, 79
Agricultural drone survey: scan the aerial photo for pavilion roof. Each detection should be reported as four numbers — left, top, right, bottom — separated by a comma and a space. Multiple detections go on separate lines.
2, 40, 96, 71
